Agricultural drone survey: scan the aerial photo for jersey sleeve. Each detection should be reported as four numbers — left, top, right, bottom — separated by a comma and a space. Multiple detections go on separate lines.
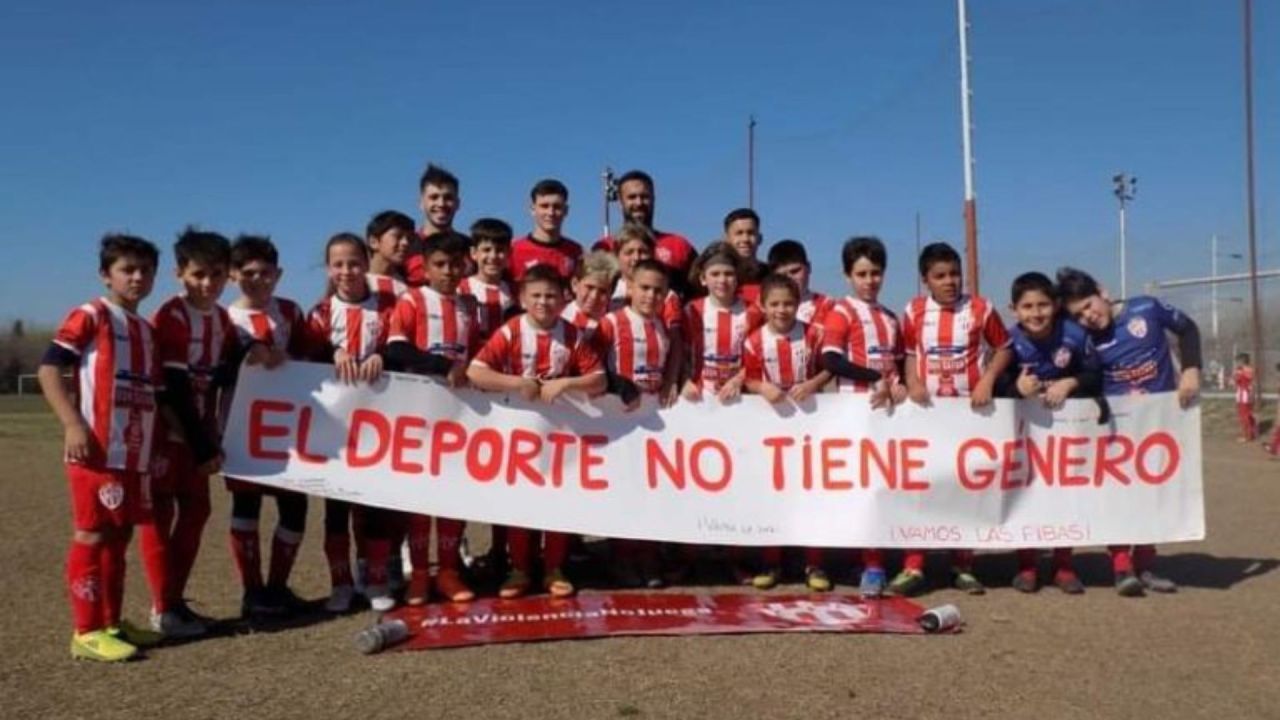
471, 324, 512, 369
52, 304, 98, 356
821, 306, 850, 355
743, 333, 764, 383
304, 303, 333, 361
387, 295, 417, 345
662, 292, 683, 331
804, 323, 825, 376
982, 306, 1011, 349
284, 301, 309, 359
1151, 298, 1195, 335
153, 305, 191, 370
746, 304, 766, 333
569, 332, 604, 376
900, 304, 919, 355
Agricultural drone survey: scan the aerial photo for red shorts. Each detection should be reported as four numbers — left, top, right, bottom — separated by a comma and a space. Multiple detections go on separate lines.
67, 464, 149, 531
151, 441, 210, 499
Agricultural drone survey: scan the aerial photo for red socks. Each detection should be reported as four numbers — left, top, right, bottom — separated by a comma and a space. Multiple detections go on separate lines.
136, 521, 171, 614
436, 518, 465, 571
862, 549, 884, 571
903, 550, 926, 572
67, 540, 102, 634
166, 491, 211, 602
99, 537, 127, 628
324, 534, 352, 589
266, 528, 303, 589
229, 520, 261, 591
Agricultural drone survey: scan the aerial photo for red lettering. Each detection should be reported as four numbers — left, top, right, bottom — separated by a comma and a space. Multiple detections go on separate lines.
999, 439, 1025, 490
646, 439, 684, 490
347, 409, 390, 468
579, 434, 609, 491
762, 436, 794, 491
248, 399, 293, 461
465, 428, 503, 483
1135, 432, 1179, 485
296, 406, 328, 464
1094, 435, 1135, 486
1026, 435, 1055, 485
1057, 436, 1089, 486
821, 438, 853, 490
956, 438, 997, 490
689, 439, 731, 492
429, 420, 467, 475
390, 415, 426, 474
546, 432, 576, 488
506, 428, 545, 487
859, 439, 897, 489
802, 435, 814, 490
900, 438, 930, 491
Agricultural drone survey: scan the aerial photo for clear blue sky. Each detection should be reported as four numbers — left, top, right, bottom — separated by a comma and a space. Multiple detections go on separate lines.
1, 0, 1276, 326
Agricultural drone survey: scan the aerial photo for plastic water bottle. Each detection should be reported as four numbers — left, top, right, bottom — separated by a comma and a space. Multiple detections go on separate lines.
917, 604, 963, 633
355, 619, 409, 654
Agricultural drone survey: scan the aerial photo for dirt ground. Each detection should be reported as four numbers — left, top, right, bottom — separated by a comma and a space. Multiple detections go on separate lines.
1, 396, 1277, 720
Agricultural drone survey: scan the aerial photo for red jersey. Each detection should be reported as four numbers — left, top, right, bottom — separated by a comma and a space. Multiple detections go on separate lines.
798, 291, 834, 326
472, 315, 603, 380
307, 293, 391, 362
901, 294, 1010, 398
388, 285, 478, 361
738, 283, 762, 307
367, 274, 407, 312
458, 276, 514, 340
54, 298, 160, 473
822, 296, 903, 393
596, 307, 673, 394
153, 295, 237, 422
1234, 366, 1255, 404
594, 231, 697, 278
683, 297, 764, 390
609, 279, 684, 331
561, 300, 599, 333
508, 235, 583, 282
744, 322, 823, 390
227, 297, 308, 358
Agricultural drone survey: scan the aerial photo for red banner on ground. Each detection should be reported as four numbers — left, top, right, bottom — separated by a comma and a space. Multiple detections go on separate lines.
384, 593, 936, 651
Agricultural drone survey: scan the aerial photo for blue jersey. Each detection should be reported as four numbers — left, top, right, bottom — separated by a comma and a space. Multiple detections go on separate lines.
1089, 296, 1192, 395
1008, 318, 1096, 381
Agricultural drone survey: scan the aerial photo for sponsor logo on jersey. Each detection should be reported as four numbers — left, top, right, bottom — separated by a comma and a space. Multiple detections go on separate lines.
98, 481, 125, 510
1126, 316, 1148, 339
1053, 346, 1072, 368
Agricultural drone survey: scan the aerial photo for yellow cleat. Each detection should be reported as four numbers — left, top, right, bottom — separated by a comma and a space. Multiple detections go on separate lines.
70, 630, 138, 662
107, 620, 164, 647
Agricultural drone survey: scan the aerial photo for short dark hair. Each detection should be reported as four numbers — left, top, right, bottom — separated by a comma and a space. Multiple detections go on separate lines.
530, 178, 569, 202
769, 239, 812, 270
1055, 267, 1101, 303
99, 234, 159, 274
421, 230, 470, 259
689, 242, 743, 291
520, 264, 567, 292
174, 226, 231, 270
841, 236, 886, 274
470, 218, 513, 248
231, 235, 278, 268
1010, 271, 1055, 304
723, 208, 759, 230
918, 242, 961, 277
760, 273, 800, 302
1237, 352, 1251, 363
366, 210, 415, 240
418, 163, 459, 194
616, 170, 654, 192
325, 232, 368, 263
632, 258, 669, 281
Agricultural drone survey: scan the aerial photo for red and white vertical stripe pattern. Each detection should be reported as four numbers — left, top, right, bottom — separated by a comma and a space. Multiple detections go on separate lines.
459, 276, 514, 340
387, 285, 476, 361
797, 291, 833, 326
227, 297, 306, 355
744, 322, 822, 389
54, 299, 159, 473
821, 297, 902, 393
684, 298, 763, 390
308, 294, 389, 362
901, 294, 1009, 398
561, 301, 599, 334
472, 315, 601, 379
609, 280, 684, 330
597, 307, 671, 393
366, 274, 406, 313
153, 296, 235, 419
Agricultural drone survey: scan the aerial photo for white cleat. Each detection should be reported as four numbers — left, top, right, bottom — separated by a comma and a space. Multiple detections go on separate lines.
149, 607, 207, 639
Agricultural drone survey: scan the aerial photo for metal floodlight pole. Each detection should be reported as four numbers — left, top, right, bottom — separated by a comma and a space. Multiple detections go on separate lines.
1242, 0, 1265, 392
747, 114, 757, 210
1112, 173, 1136, 300
957, 0, 980, 296
602, 166, 616, 239
1211, 234, 1220, 348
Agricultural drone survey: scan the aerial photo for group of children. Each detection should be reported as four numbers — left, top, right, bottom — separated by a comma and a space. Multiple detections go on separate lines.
41, 165, 1202, 662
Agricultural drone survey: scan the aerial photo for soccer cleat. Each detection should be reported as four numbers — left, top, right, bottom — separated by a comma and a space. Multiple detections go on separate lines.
150, 606, 208, 639
241, 587, 279, 618
106, 620, 163, 647
263, 585, 305, 614
353, 558, 368, 596
406, 571, 431, 607
644, 573, 666, 590
367, 585, 395, 613
953, 570, 986, 595
1114, 571, 1145, 597
1011, 570, 1039, 593
888, 569, 927, 597
500, 570, 532, 599
859, 568, 887, 598
326, 584, 356, 613
805, 567, 832, 592
1052, 570, 1086, 595
751, 568, 781, 590
1138, 571, 1178, 594
71, 630, 138, 662
611, 564, 644, 590
544, 568, 576, 599
436, 569, 476, 603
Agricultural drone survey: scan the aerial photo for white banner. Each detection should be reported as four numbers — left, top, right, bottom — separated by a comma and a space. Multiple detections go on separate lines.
222, 362, 1204, 548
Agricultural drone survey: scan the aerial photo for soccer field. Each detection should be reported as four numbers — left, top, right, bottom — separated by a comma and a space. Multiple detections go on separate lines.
2, 396, 1277, 720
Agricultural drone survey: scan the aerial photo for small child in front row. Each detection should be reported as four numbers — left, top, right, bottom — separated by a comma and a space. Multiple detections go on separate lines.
897, 242, 1013, 596
564, 251, 621, 329
682, 243, 764, 403
998, 271, 1100, 595
460, 218, 516, 338
1233, 352, 1257, 443
743, 273, 833, 591
40, 235, 163, 662
1057, 266, 1198, 597
467, 264, 608, 598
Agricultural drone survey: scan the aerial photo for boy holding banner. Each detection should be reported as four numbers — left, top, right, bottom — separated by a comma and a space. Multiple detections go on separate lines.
896, 242, 1013, 596
467, 264, 608, 598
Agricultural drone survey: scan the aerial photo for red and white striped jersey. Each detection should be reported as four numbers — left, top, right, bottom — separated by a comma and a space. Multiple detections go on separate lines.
609, 279, 684, 331
744, 322, 822, 390
471, 315, 603, 380
901, 294, 1010, 398
227, 297, 307, 358
821, 296, 902, 393
1234, 366, 1254, 404
307, 293, 390, 362
54, 298, 160, 473
459, 276, 514, 340
367, 273, 407, 312
596, 306, 672, 394
153, 295, 237, 421
561, 300, 599, 334
797, 291, 834, 327
683, 297, 764, 390
388, 285, 478, 361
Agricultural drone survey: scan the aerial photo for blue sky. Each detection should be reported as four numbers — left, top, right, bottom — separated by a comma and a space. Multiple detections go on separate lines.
1, 0, 1276, 326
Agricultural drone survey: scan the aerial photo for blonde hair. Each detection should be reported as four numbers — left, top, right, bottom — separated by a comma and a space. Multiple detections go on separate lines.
613, 222, 655, 253
575, 250, 620, 284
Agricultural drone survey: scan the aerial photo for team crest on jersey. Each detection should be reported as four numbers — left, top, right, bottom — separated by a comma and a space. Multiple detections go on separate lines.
1053, 347, 1072, 368
1126, 316, 1148, 339
98, 481, 125, 510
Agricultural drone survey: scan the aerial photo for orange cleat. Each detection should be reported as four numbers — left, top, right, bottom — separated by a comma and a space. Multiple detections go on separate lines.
436, 569, 475, 603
